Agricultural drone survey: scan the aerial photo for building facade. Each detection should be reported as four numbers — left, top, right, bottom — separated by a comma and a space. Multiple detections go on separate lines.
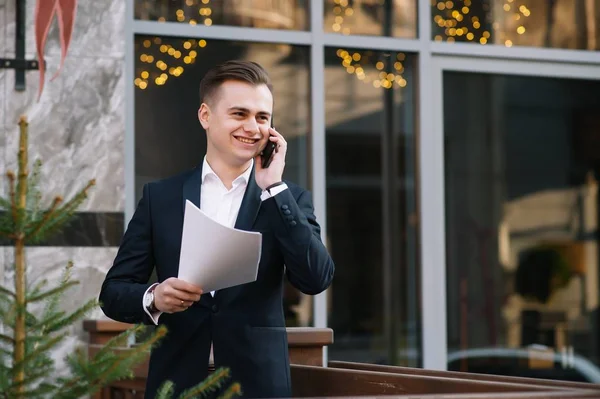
2, 0, 600, 381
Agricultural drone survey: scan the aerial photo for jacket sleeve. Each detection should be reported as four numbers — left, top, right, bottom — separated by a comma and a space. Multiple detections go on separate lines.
99, 183, 156, 324
263, 188, 334, 295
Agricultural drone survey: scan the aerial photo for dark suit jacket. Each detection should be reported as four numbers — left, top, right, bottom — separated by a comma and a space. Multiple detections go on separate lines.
99, 164, 335, 398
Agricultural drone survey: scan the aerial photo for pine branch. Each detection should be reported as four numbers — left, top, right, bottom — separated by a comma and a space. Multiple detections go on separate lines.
45, 261, 73, 313
0, 302, 18, 326
56, 350, 138, 398
42, 298, 97, 335
0, 212, 16, 239
26, 278, 49, 306
0, 286, 15, 299
0, 364, 11, 397
55, 325, 166, 398
155, 381, 175, 399
25, 309, 41, 329
14, 382, 59, 399
25, 266, 83, 334
23, 355, 54, 378
9, 366, 53, 396
216, 383, 242, 399
0, 333, 14, 345
178, 367, 231, 399
27, 310, 66, 334
1, 301, 39, 330
11, 332, 68, 376
64, 347, 87, 381
24, 196, 63, 242
0, 195, 12, 210
0, 196, 17, 238
26, 179, 95, 244
43, 262, 73, 318
26, 281, 79, 303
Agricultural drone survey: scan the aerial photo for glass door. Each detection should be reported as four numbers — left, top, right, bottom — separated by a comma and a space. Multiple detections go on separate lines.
432, 56, 600, 383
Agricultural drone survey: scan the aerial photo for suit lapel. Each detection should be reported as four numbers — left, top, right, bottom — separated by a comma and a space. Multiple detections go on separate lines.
233, 166, 262, 232
182, 165, 203, 215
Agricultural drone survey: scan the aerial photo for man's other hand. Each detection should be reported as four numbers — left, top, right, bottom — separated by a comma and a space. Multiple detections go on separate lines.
154, 278, 203, 313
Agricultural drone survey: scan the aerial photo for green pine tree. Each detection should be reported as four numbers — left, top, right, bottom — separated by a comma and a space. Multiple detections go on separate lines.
0, 116, 241, 399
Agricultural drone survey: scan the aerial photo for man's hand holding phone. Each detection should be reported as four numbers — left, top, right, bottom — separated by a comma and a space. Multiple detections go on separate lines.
255, 126, 287, 190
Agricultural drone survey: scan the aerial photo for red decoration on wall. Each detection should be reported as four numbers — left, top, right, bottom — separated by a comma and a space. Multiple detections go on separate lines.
33, 0, 78, 100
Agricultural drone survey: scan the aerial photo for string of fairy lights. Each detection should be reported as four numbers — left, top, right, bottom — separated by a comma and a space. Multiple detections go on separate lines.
134, 0, 212, 90
331, 0, 408, 89
432, 0, 532, 47
135, 0, 532, 90
336, 49, 408, 89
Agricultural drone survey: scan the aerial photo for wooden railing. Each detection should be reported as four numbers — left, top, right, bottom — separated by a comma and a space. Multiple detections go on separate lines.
84, 320, 600, 398
83, 320, 333, 398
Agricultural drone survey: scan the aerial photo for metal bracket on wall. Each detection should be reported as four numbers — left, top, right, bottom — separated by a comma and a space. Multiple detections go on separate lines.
0, 0, 43, 91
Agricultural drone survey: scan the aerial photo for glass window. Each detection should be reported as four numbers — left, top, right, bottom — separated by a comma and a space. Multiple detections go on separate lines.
134, 35, 312, 326
444, 72, 600, 383
325, 47, 421, 366
135, 0, 309, 30
431, 0, 600, 51
324, 0, 417, 38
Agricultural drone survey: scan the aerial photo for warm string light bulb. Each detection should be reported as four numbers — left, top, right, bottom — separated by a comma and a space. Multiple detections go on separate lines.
331, 0, 353, 35
135, 38, 208, 90
331, 2, 406, 89
135, 1, 212, 89
336, 49, 408, 89
432, 0, 531, 46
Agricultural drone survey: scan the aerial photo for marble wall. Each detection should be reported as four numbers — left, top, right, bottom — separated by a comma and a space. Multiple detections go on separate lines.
0, 0, 125, 369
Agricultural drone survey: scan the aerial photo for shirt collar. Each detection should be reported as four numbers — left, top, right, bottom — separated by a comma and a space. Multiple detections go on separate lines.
201, 156, 253, 186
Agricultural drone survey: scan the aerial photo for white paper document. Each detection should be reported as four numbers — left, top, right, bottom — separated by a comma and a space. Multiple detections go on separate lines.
177, 200, 262, 292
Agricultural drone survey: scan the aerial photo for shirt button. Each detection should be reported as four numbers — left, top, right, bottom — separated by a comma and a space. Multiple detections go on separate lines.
211, 304, 218, 313
281, 205, 289, 210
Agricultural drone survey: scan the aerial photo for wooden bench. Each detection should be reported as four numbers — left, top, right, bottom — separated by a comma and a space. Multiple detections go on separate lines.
291, 360, 600, 398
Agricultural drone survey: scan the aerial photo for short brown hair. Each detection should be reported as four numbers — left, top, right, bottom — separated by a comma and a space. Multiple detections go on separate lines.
199, 60, 273, 105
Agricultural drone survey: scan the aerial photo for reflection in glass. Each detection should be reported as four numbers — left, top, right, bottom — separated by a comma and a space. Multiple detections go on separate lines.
444, 72, 600, 382
134, 36, 311, 326
135, 0, 308, 30
324, 0, 417, 38
325, 47, 420, 366
431, 0, 600, 50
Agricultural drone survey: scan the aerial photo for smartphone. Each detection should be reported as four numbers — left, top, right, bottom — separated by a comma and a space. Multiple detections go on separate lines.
261, 115, 276, 168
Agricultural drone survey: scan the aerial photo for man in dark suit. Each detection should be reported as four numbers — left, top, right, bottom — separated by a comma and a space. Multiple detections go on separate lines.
99, 60, 335, 398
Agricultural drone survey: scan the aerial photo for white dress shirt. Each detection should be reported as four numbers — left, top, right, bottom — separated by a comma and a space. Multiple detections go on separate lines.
142, 157, 288, 362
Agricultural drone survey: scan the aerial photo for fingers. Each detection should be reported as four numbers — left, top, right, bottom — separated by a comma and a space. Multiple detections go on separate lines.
168, 278, 203, 296
267, 128, 286, 153
164, 285, 201, 303
165, 296, 193, 309
155, 278, 203, 313
268, 127, 286, 143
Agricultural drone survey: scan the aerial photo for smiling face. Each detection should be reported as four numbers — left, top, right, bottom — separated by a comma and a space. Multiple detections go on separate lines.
198, 80, 273, 169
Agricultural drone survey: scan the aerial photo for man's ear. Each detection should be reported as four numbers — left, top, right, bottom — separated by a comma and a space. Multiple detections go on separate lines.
198, 103, 210, 129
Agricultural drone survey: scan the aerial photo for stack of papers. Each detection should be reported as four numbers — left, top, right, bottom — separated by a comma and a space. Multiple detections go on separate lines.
177, 200, 262, 292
